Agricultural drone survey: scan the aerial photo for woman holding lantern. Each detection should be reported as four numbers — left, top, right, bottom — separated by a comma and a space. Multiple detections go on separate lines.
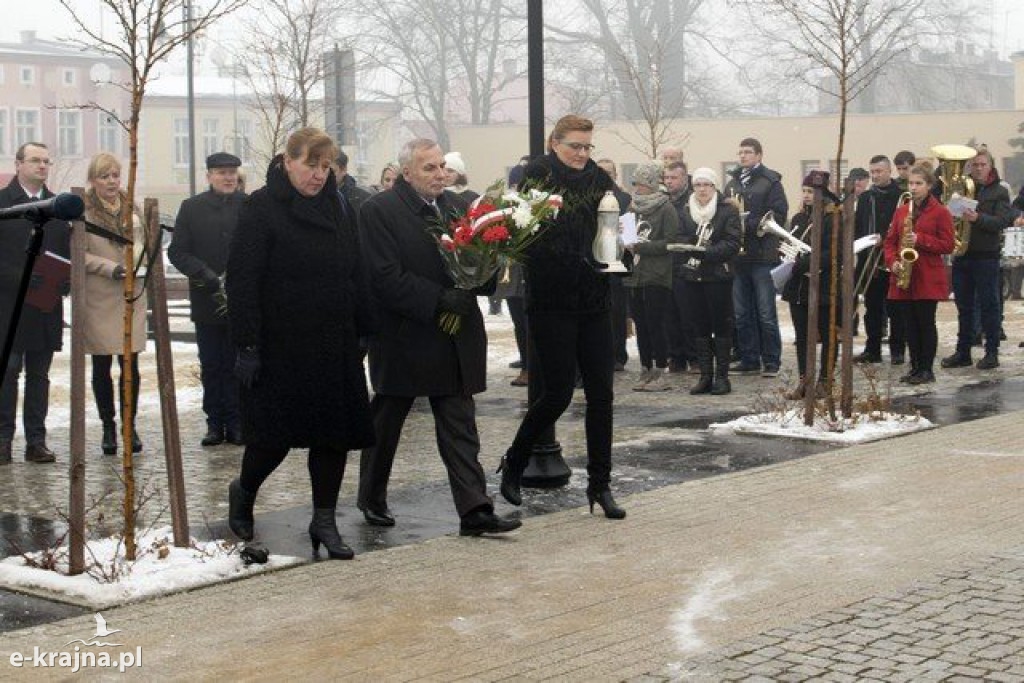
497, 114, 626, 520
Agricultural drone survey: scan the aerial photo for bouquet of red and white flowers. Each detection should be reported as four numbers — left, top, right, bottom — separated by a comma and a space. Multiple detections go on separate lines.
428, 181, 563, 334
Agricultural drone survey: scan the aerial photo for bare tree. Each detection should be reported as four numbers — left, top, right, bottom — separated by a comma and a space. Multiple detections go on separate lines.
353, 0, 525, 149
729, 0, 939, 192
545, 0, 718, 157
59, 0, 243, 560
235, 0, 347, 164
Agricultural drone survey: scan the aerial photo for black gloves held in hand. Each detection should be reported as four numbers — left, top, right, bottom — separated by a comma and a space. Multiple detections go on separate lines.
234, 347, 261, 389
112, 265, 126, 280
436, 289, 477, 316
60, 280, 72, 296
199, 268, 222, 289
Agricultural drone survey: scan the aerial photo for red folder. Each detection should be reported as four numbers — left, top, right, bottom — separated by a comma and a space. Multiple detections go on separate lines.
25, 251, 71, 313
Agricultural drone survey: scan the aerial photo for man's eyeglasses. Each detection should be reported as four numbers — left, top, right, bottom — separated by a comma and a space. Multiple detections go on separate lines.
560, 142, 595, 153
22, 157, 53, 166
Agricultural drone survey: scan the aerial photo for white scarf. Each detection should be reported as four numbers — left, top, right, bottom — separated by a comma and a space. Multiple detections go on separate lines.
688, 192, 717, 226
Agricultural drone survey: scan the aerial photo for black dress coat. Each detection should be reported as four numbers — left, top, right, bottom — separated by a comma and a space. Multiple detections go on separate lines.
521, 153, 616, 314
0, 178, 70, 353
169, 188, 246, 324
226, 157, 374, 451
359, 176, 487, 397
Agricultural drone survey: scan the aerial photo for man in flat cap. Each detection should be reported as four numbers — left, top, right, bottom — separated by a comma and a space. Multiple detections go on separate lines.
169, 152, 247, 446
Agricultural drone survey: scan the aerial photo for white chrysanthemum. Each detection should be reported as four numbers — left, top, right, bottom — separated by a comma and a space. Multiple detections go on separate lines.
512, 203, 534, 229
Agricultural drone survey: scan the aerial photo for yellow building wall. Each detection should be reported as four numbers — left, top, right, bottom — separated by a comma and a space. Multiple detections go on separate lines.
451, 109, 1024, 212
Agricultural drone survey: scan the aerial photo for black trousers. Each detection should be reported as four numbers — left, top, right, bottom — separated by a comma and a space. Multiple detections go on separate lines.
0, 348, 53, 446
628, 285, 671, 369
666, 284, 695, 364
358, 393, 491, 517
609, 277, 629, 366
91, 353, 140, 424
863, 274, 905, 357
195, 323, 240, 430
679, 279, 733, 340
789, 303, 835, 380
510, 310, 614, 490
240, 445, 347, 510
506, 296, 530, 370
894, 300, 938, 372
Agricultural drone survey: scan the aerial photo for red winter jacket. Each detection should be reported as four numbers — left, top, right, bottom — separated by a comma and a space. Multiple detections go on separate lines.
884, 195, 954, 301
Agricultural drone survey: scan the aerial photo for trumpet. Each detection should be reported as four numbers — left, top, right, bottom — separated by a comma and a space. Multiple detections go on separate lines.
758, 211, 812, 259
894, 192, 918, 290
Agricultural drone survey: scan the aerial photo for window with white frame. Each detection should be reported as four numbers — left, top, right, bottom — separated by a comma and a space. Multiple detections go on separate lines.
15, 109, 39, 147
62, 68, 76, 86
57, 110, 82, 157
19, 66, 34, 85
0, 110, 7, 156
174, 118, 190, 166
202, 118, 219, 159
98, 111, 120, 154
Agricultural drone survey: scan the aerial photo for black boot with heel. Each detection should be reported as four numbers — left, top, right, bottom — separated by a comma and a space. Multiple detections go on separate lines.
586, 487, 626, 519
496, 449, 526, 506
689, 338, 713, 395
101, 421, 117, 456
711, 337, 733, 395
228, 479, 257, 541
309, 508, 354, 560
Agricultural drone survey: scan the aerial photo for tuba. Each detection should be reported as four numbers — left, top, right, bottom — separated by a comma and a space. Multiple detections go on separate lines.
931, 144, 976, 257
895, 192, 917, 290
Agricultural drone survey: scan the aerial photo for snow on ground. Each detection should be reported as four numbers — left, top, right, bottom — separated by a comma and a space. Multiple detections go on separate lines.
709, 410, 934, 444
0, 527, 302, 609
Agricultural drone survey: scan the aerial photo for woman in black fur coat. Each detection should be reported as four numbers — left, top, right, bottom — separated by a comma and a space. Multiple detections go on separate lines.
225, 127, 375, 559
497, 115, 625, 519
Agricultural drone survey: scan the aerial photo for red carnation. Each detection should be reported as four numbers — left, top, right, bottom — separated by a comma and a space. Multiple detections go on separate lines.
468, 202, 497, 220
482, 225, 510, 243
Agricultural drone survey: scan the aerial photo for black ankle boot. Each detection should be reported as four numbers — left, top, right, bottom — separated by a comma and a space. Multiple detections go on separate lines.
496, 450, 524, 506
309, 508, 354, 560
228, 479, 257, 541
711, 337, 733, 395
586, 488, 626, 519
689, 338, 713, 395
101, 421, 117, 456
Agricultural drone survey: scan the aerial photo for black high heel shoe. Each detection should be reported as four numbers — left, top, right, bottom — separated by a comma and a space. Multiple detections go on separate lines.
587, 489, 626, 519
309, 508, 354, 560
496, 452, 523, 506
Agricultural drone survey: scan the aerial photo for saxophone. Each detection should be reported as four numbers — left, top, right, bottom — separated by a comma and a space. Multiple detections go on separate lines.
894, 192, 918, 290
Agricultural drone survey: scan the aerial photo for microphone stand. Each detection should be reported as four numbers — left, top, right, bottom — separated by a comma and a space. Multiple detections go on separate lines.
0, 213, 50, 384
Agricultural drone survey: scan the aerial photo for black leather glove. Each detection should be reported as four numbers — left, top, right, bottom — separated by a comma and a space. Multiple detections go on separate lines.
29, 273, 44, 290
199, 267, 221, 289
112, 265, 126, 280
234, 348, 261, 389
436, 289, 477, 316
60, 280, 72, 296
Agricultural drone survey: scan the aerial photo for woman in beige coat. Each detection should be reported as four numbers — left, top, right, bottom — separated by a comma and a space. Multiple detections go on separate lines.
83, 153, 148, 455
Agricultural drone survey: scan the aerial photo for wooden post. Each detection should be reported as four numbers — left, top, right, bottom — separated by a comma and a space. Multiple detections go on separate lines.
840, 179, 857, 417
144, 200, 189, 546
67, 187, 87, 575
804, 188, 825, 426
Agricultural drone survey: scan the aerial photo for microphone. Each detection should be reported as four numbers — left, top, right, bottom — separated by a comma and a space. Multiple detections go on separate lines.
0, 193, 85, 222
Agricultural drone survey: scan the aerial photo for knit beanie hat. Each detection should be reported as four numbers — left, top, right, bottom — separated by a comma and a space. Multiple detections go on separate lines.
444, 152, 467, 176
691, 167, 719, 187
631, 160, 664, 189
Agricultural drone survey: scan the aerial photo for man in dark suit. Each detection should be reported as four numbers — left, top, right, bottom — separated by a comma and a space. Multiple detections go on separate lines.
169, 152, 246, 446
357, 138, 520, 536
0, 142, 71, 464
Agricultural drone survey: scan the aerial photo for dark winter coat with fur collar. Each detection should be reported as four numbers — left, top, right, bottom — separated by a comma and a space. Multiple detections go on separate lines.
226, 156, 375, 451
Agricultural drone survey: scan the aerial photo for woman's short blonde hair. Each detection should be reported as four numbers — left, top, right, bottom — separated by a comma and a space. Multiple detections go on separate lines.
87, 152, 121, 183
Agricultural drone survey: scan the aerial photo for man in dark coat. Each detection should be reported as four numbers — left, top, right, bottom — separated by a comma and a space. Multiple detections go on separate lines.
941, 149, 1015, 370
334, 150, 372, 217
0, 142, 70, 464
169, 152, 246, 446
357, 138, 520, 537
854, 154, 906, 365
723, 137, 789, 377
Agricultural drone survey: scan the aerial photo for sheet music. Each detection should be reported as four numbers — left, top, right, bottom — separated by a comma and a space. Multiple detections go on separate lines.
947, 193, 978, 218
